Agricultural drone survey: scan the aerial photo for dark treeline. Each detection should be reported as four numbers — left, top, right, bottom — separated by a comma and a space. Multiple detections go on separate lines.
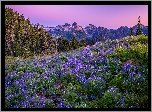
5, 7, 57, 58
57, 35, 87, 53
5, 8, 87, 58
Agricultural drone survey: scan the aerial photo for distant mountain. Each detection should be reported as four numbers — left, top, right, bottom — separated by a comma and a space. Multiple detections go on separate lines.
41, 22, 148, 45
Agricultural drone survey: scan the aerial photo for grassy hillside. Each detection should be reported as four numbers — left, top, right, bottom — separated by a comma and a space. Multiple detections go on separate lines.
5, 34, 148, 108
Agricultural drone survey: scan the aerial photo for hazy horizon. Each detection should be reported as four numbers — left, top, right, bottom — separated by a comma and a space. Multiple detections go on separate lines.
5, 5, 148, 29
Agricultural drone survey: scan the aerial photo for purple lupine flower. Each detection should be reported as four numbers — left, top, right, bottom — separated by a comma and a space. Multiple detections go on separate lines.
131, 71, 135, 77
10, 105, 18, 108
133, 77, 137, 82
44, 75, 48, 79
137, 72, 141, 77
84, 97, 87, 101
136, 103, 140, 108
100, 92, 103, 97
121, 104, 124, 108
120, 68, 126, 73
83, 79, 88, 86
142, 73, 146, 78
21, 101, 29, 108
37, 78, 40, 81
113, 57, 117, 63
15, 80, 20, 85
6, 81, 11, 86
90, 95, 93, 99
126, 90, 129, 94
129, 105, 134, 108
21, 86, 24, 93
132, 66, 136, 72
103, 81, 106, 86
90, 95, 96, 99
121, 97, 125, 102
33, 102, 37, 106
65, 90, 69, 94
60, 102, 64, 108
107, 89, 113, 92
126, 63, 131, 69
128, 75, 131, 79
123, 80, 127, 84
66, 104, 71, 108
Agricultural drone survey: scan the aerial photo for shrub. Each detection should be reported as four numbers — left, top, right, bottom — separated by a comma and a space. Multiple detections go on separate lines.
108, 73, 124, 91
99, 90, 123, 108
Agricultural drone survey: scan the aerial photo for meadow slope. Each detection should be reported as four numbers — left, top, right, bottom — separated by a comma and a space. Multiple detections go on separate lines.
5, 34, 148, 108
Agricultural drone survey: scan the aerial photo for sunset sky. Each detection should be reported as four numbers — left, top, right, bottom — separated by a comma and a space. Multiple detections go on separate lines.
5, 5, 148, 29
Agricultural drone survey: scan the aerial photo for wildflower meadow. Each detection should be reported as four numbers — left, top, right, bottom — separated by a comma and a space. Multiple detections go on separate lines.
5, 34, 148, 108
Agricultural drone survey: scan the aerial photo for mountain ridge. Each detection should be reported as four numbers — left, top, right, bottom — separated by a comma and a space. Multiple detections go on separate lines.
39, 22, 148, 45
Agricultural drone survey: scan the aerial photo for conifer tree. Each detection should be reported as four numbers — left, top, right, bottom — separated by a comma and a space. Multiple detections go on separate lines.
130, 27, 133, 36
62, 38, 70, 51
79, 38, 87, 47
57, 38, 62, 53
71, 35, 78, 50
57, 37, 70, 52
5, 7, 57, 57
136, 16, 142, 36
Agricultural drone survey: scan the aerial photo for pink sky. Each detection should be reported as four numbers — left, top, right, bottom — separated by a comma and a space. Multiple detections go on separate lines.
5, 5, 148, 29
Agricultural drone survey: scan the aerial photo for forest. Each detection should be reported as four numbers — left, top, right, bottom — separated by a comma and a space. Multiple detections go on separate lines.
5, 8, 88, 59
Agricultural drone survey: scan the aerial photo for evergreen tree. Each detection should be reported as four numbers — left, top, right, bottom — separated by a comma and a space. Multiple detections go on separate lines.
79, 38, 87, 47
57, 37, 70, 52
130, 27, 133, 36
69, 41, 73, 50
136, 16, 142, 36
71, 35, 78, 50
50, 39, 57, 54
62, 38, 70, 52
5, 7, 57, 58
57, 38, 62, 53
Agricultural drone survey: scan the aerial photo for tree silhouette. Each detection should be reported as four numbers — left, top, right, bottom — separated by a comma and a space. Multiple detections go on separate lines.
130, 27, 133, 36
136, 16, 142, 36
71, 34, 78, 50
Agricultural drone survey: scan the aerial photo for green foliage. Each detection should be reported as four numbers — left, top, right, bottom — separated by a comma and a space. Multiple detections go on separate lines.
129, 42, 148, 66
63, 83, 81, 105
87, 100, 100, 108
136, 94, 148, 108
128, 34, 148, 45
5, 7, 57, 58
44, 99, 55, 108
99, 91, 123, 108
124, 94, 137, 107
79, 38, 87, 47
84, 71, 92, 78
136, 34, 148, 44
71, 35, 78, 50
85, 79, 105, 98
108, 74, 124, 89
57, 37, 70, 52
114, 35, 148, 66
115, 46, 129, 62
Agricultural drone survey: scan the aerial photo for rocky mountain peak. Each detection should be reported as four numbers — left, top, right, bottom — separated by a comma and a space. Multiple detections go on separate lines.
63, 23, 71, 27
46, 22, 148, 45
72, 22, 77, 28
